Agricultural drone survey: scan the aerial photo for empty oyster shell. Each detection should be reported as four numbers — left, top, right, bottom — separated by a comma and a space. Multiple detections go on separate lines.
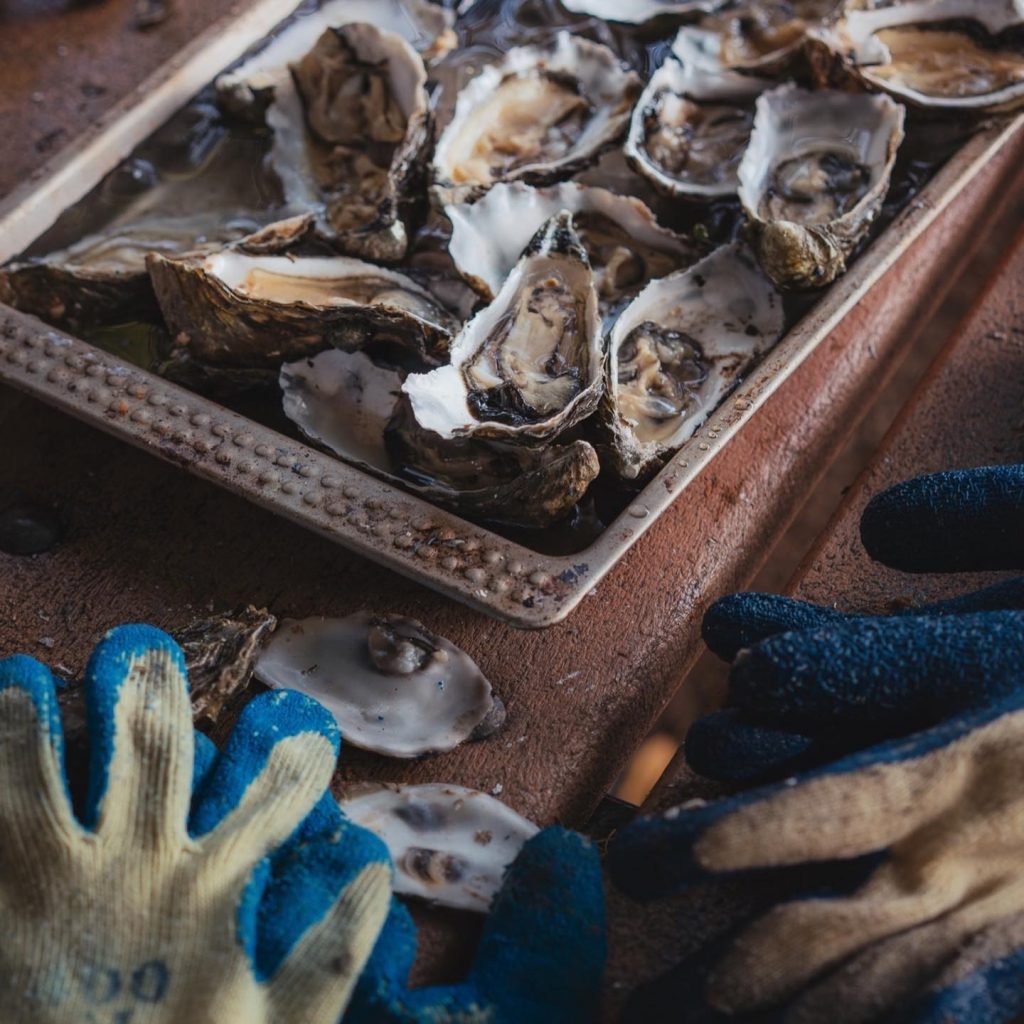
811, 0, 1024, 112
601, 243, 784, 480
148, 249, 456, 368
432, 32, 642, 203
338, 783, 539, 911
254, 614, 504, 758
445, 181, 700, 310
625, 28, 774, 199
738, 84, 905, 289
403, 212, 603, 443
559, 0, 726, 21
280, 348, 600, 527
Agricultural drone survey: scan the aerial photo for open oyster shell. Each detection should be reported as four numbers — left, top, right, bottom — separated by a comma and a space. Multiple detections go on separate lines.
148, 249, 456, 368
601, 243, 784, 480
280, 348, 600, 528
403, 212, 604, 443
444, 181, 701, 309
737, 84, 905, 289
338, 783, 539, 911
254, 614, 504, 758
810, 0, 1024, 112
432, 32, 642, 203
625, 28, 775, 199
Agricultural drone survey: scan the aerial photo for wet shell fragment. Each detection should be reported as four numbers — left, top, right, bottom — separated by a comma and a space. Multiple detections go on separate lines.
737, 84, 905, 289
601, 243, 784, 480
338, 783, 539, 911
254, 614, 505, 758
432, 32, 642, 202
559, 0, 726, 21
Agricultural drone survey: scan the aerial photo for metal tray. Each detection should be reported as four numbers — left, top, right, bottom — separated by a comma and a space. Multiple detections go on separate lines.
1, 0, 1021, 628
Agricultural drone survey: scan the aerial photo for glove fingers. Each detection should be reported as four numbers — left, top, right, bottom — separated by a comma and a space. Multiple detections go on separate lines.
0, 655, 77, 858
81, 625, 193, 846
860, 464, 1024, 573
685, 710, 818, 782
702, 593, 849, 662
919, 576, 1024, 616
730, 611, 1024, 731
191, 690, 340, 876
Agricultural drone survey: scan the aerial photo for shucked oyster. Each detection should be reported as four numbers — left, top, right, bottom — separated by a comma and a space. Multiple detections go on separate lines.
403, 212, 603, 443
254, 614, 504, 758
625, 28, 774, 199
280, 348, 600, 527
432, 32, 642, 203
444, 181, 700, 309
148, 249, 456, 368
601, 243, 784, 480
738, 84, 905, 289
810, 0, 1024, 112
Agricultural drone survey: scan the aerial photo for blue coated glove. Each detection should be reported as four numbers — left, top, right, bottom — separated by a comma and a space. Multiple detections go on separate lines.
609, 692, 1024, 1024
348, 826, 607, 1024
0, 624, 391, 1023
690, 463, 1024, 782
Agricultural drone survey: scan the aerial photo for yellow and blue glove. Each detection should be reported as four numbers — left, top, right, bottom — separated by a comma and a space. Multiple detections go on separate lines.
0, 623, 391, 1023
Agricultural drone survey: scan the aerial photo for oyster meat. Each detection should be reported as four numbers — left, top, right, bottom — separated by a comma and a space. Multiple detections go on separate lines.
432, 32, 642, 202
338, 783, 539, 911
254, 614, 504, 758
625, 28, 775, 198
444, 181, 700, 308
403, 212, 603, 443
812, 0, 1024, 112
601, 243, 784, 480
148, 249, 456, 368
737, 84, 905, 289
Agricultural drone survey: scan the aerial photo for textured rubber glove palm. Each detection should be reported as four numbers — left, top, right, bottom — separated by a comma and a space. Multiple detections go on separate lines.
349, 827, 607, 1023
0, 624, 391, 1023
610, 695, 1024, 1024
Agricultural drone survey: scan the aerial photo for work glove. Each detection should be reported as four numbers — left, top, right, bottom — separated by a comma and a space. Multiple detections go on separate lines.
609, 692, 1024, 1024
0, 623, 391, 1023
348, 827, 607, 1023
690, 463, 1024, 782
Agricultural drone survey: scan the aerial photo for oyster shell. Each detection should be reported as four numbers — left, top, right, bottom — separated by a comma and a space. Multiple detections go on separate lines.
737, 84, 905, 289
148, 249, 456, 368
254, 614, 504, 758
812, 1, 1024, 112
444, 181, 701, 310
625, 28, 775, 198
601, 243, 784, 480
432, 32, 642, 203
559, 0, 726, 21
280, 348, 601, 527
403, 212, 604, 443
338, 783, 539, 911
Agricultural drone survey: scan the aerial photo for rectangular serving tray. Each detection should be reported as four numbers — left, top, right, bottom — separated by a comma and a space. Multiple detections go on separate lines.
1, 0, 1021, 628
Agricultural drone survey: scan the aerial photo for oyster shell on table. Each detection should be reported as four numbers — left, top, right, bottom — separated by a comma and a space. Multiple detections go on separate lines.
737, 84, 905, 289
624, 28, 776, 199
810, 0, 1024, 112
559, 0, 727, 21
601, 243, 784, 480
432, 32, 642, 203
280, 348, 601, 528
337, 783, 539, 912
444, 181, 702, 309
254, 614, 504, 758
403, 212, 604, 443
148, 249, 457, 369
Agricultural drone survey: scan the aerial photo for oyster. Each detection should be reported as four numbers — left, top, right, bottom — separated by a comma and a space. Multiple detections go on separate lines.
403, 212, 603, 443
559, 0, 726, 21
432, 32, 642, 203
625, 28, 775, 198
338, 783, 539, 911
254, 614, 504, 758
601, 243, 784, 480
280, 348, 601, 527
737, 84, 905, 289
444, 181, 700, 309
148, 249, 456, 368
812, 0, 1024, 112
